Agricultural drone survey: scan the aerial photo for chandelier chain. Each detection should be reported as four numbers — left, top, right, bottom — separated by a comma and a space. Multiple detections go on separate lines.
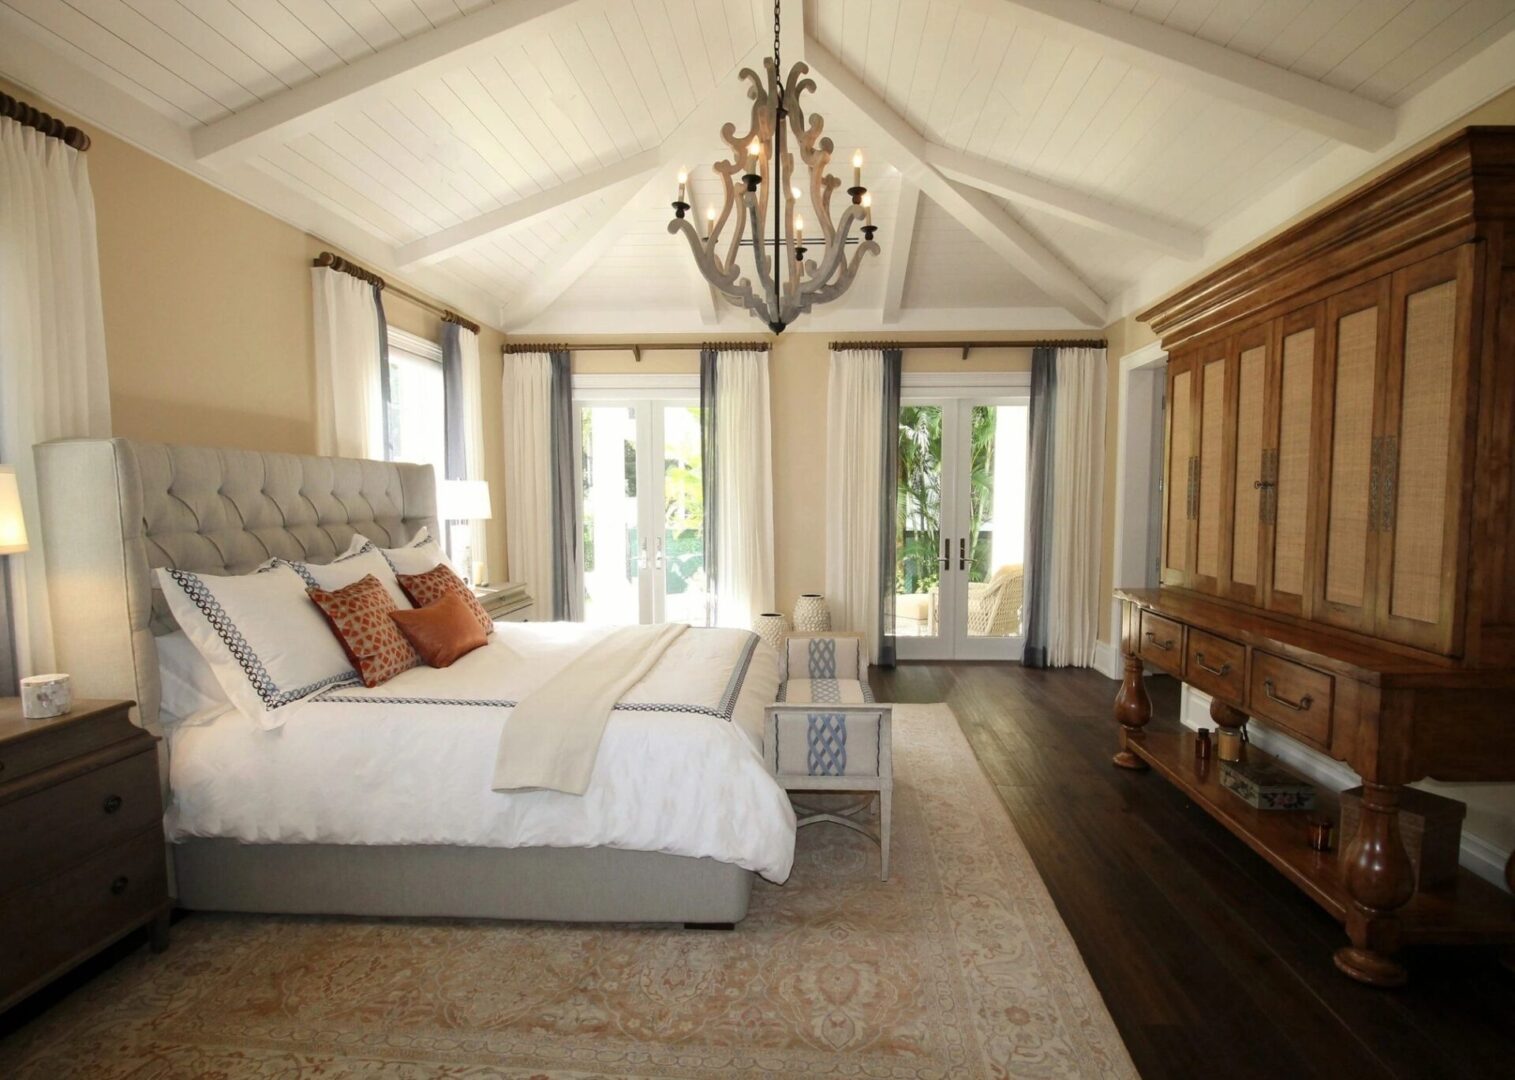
774, 0, 781, 78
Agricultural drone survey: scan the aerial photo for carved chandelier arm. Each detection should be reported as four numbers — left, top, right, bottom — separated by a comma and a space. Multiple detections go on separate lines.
790, 238, 880, 320
668, 217, 762, 315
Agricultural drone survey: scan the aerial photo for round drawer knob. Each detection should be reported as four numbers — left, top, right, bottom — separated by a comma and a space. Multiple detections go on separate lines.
110, 876, 129, 896
103, 794, 123, 814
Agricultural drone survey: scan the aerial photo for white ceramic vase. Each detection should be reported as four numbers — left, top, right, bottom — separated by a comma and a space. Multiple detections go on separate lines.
793, 594, 831, 633
752, 612, 789, 652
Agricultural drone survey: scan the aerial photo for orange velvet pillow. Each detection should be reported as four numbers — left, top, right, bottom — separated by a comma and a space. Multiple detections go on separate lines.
307, 574, 419, 688
395, 563, 494, 636
390, 592, 489, 668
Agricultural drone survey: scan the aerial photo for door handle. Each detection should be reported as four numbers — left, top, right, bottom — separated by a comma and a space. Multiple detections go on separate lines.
936, 537, 951, 569
654, 536, 665, 570
959, 537, 968, 571
637, 539, 649, 570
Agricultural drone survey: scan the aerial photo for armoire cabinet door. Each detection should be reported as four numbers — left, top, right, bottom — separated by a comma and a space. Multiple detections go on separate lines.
1315, 277, 1391, 633
1192, 343, 1231, 594
1263, 305, 1325, 618
1225, 324, 1271, 606
1161, 354, 1196, 586
1375, 246, 1476, 654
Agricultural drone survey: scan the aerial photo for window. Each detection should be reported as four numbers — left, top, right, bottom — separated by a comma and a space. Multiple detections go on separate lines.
385, 327, 445, 479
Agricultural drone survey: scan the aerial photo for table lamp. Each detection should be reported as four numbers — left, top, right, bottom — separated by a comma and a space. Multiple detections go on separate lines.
438, 479, 493, 584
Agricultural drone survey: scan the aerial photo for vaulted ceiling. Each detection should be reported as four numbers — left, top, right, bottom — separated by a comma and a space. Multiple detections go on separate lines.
4, 1, 1514, 334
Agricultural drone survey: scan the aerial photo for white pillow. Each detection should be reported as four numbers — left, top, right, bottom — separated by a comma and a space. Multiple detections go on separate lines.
156, 630, 232, 728
155, 563, 358, 729
279, 546, 412, 609
344, 526, 456, 577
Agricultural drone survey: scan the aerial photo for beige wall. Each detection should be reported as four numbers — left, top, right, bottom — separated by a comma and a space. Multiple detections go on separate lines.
1, 77, 510, 580
536, 331, 1047, 616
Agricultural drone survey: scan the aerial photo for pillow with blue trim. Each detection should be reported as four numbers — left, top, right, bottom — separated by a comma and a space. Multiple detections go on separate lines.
277, 546, 411, 609
155, 563, 358, 730
342, 526, 458, 578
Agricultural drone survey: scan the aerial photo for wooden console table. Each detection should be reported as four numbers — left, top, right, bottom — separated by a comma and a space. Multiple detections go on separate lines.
1114, 588, 1515, 986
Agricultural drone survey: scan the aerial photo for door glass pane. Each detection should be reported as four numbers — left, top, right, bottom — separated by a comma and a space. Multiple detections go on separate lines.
662, 405, 709, 625
895, 405, 942, 638
581, 406, 639, 624
966, 404, 1027, 638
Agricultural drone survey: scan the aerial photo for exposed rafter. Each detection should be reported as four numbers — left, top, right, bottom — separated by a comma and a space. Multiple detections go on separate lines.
192, 0, 593, 167
397, 150, 659, 268
883, 182, 919, 324
923, 145, 1202, 260
807, 38, 1106, 326
957, 0, 1395, 150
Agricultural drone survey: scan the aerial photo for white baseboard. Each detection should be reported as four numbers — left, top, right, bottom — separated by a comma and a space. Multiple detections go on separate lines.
1179, 686, 1511, 890
1092, 639, 1122, 680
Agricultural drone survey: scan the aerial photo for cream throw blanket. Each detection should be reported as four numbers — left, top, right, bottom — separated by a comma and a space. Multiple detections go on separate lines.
492, 623, 688, 795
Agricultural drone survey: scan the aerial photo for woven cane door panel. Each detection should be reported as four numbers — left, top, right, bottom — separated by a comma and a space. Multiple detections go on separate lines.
1270, 323, 1317, 611
1163, 365, 1194, 585
1323, 302, 1382, 617
1231, 344, 1267, 590
1195, 356, 1228, 586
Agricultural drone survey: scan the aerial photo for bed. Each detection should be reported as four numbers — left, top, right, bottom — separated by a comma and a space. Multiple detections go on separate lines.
34, 437, 790, 925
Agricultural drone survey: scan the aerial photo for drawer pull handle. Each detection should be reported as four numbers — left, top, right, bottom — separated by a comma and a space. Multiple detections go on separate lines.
1194, 652, 1231, 677
1262, 679, 1313, 713
110, 876, 129, 896
103, 794, 123, 815
1144, 631, 1175, 652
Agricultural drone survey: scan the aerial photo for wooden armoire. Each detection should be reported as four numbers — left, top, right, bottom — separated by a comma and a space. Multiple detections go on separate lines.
1112, 127, 1515, 987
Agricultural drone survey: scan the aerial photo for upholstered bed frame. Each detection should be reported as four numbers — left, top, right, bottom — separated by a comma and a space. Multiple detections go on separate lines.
33, 438, 752, 924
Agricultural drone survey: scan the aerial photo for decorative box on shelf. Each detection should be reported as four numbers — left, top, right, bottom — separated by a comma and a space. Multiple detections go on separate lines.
1340, 786, 1466, 889
1219, 759, 1316, 811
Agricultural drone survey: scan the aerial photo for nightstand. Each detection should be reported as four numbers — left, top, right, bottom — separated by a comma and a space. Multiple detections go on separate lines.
471, 581, 532, 622
0, 698, 170, 1013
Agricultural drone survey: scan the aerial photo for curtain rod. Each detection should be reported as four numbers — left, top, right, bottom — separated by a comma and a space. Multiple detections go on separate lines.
312, 251, 481, 335
830, 338, 1107, 355
1, 90, 90, 151
505, 341, 771, 361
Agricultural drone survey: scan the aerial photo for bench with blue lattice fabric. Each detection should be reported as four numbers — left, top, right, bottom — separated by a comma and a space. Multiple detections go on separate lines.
764, 634, 893, 880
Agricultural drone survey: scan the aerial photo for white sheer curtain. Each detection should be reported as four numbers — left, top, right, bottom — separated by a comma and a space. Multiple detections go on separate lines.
710, 348, 774, 628
824, 348, 885, 662
312, 267, 383, 459
457, 325, 489, 580
0, 119, 111, 678
1046, 347, 1106, 667
503, 352, 553, 618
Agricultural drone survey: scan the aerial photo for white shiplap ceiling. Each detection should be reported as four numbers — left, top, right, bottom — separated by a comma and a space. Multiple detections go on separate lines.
3, 0, 1514, 334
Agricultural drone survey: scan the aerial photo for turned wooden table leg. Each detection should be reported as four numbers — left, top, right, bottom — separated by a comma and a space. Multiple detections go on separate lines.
1113, 652, 1151, 770
1503, 852, 1515, 976
1334, 781, 1416, 988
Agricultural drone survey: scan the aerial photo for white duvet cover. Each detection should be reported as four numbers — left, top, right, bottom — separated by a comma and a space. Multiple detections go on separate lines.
164, 623, 796, 882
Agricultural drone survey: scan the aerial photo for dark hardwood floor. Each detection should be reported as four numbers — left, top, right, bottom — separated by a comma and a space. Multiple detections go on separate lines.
870, 661, 1515, 1080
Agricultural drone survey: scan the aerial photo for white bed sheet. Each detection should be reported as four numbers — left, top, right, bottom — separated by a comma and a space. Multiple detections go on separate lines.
164, 623, 796, 882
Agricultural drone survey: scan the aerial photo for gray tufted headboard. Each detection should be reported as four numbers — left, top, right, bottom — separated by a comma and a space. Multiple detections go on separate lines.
33, 438, 437, 735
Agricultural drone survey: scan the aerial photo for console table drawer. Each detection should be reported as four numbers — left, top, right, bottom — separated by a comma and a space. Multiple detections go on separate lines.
1138, 610, 1185, 674
1248, 652, 1334, 749
1185, 629, 1245, 705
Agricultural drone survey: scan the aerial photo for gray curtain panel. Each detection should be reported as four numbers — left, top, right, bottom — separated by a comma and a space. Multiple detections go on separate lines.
699, 346, 720, 626
373, 285, 396, 461
548, 349, 583, 620
1022, 345, 1057, 669
440, 321, 466, 481
877, 347, 902, 667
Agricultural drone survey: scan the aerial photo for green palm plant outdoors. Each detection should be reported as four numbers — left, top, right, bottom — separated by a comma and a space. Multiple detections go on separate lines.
896, 405, 999, 594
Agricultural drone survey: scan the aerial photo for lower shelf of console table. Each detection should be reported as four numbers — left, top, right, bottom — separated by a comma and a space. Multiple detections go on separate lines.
1127, 728, 1515, 948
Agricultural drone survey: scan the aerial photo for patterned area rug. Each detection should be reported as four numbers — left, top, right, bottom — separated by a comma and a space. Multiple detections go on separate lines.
0, 704, 1134, 1079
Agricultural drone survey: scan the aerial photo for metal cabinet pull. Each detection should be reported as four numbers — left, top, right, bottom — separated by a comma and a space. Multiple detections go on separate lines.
1144, 631, 1175, 652
1194, 652, 1231, 677
102, 794, 123, 815
1262, 678, 1313, 712
1378, 435, 1399, 532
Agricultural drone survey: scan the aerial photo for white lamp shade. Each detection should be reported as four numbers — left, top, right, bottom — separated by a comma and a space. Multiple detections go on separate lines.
440, 479, 493, 521
0, 466, 28, 554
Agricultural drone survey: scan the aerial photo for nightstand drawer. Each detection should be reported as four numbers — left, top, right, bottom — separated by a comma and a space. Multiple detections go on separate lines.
0, 826, 165, 1007
0, 749, 162, 886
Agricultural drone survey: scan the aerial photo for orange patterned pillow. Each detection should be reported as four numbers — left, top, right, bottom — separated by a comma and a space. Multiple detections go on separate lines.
395, 563, 494, 636
308, 574, 420, 688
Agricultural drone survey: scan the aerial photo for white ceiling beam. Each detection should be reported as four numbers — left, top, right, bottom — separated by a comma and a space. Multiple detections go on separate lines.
397, 150, 659, 267
807, 39, 1105, 326
882, 182, 920, 324
923, 144, 1203, 259
958, 0, 1394, 149
192, 0, 593, 167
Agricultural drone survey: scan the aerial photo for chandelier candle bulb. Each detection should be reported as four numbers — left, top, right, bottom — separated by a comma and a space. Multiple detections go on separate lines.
853, 149, 862, 187
863, 192, 872, 225
677, 169, 687, 203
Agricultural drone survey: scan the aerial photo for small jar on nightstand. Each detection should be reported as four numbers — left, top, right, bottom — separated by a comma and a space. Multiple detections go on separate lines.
0, 698, 171, 1013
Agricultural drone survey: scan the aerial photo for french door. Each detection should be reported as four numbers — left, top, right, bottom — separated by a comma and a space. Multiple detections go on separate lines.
576, 379, 708, 626
895, 378, 1030, 660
